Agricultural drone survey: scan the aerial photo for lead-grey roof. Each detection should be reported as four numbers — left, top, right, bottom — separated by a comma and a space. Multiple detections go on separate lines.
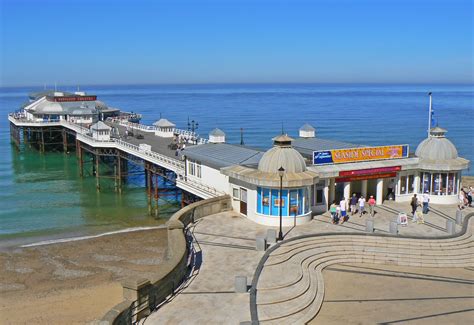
153, 118, 176, 128
292, 137, 365, 157
209, 128, 225, 136
183, 143, 264, 169
91, 121, 111, 131
299, 123, 315, 131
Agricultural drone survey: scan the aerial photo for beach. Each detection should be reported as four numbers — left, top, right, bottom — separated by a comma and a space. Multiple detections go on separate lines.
0, 228, 168, 324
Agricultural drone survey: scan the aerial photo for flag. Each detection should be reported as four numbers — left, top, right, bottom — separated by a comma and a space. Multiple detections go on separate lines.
431, 105, 437, 127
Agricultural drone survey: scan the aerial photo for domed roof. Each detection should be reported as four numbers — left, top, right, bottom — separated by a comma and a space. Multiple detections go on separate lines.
209, 128, 225, 136
415, 127, 458, 161
258, 134, 307, 173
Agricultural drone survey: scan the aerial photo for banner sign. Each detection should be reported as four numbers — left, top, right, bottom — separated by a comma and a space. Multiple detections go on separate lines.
336, 172, 397, 183
339, 166, 401, 177
48, 95, 97, 102
313, 145, 409, 165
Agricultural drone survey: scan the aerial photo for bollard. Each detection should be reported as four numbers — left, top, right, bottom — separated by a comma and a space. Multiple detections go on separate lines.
455, 210, 463, 225
446, 219, 455, 234
365, 219, 374, 233
389, 221, 398, 235
235, 276, 248, 293
266, 229, 277, 245
256, 236, 267, 251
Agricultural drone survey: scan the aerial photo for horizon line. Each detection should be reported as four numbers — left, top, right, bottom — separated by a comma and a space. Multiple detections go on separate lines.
1, 81, 473, 89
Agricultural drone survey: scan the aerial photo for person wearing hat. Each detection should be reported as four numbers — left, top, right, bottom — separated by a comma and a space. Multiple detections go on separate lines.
368, 195, 376, 217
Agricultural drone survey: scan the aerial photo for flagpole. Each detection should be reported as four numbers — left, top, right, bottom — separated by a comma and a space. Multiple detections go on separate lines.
428, 92, 432, 136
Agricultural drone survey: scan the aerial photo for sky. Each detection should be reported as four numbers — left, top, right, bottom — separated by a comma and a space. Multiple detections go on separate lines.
0, 0, 472, 86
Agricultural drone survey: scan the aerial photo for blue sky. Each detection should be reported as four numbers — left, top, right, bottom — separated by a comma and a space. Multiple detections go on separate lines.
0, 0, 472, 86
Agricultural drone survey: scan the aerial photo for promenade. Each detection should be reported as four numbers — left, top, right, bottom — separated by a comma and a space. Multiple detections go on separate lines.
144, 202, 474, 324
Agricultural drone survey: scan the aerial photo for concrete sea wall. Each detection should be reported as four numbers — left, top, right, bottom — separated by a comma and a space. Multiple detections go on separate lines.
100, 195, 232, 324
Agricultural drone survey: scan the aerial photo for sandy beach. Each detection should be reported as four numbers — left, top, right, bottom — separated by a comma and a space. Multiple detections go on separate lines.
0, 228, 168, 324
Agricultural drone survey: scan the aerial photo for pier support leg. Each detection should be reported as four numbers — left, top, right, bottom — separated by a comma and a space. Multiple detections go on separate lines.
117, 154, 122, 194
40, 127, 45, 153
154, 174, 159, 217
62, 129, 67, 152
95, 153, 100, 191
78, 143, 84, 177
147, 166, 152, 215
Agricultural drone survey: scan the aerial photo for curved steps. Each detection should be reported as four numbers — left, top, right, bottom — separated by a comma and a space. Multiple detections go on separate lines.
254, 216, 474, 324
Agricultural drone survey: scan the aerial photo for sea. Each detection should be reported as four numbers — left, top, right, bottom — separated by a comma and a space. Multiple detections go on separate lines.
0, 83, 472, 247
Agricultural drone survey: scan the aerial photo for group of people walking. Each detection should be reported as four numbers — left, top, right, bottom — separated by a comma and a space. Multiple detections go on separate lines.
329, 193, 376, 224
410, 192, 430, 223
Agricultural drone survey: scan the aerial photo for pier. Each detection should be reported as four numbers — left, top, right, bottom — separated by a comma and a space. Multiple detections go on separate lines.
8, 113, 221, 216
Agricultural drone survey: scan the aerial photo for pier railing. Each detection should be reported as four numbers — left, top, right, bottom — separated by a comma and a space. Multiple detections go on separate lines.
9, 115, 221, 198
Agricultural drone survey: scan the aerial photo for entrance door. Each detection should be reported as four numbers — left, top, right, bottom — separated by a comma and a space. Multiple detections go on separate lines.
240, 188, 247, 215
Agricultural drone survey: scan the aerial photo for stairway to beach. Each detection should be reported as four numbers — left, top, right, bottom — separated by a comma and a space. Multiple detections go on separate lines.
252, 215, 474, 324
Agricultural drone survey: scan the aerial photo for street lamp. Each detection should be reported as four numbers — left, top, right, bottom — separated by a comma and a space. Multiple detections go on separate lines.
278, 166, 285, 241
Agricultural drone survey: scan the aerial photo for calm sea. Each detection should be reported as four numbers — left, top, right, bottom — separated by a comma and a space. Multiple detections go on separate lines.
1, 84, 472, 244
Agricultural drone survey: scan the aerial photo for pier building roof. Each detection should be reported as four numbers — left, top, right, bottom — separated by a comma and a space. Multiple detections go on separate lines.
258, 134, 308, 173
415, 126, 469, 171
292, 137, 365, 158
183, 143, 264, 169
209, 128, 225, 136
153, 118, 176, 128
91, 121, 112, 131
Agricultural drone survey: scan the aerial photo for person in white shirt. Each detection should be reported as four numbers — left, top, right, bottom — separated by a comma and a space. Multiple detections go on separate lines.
358, 196, 366, 217
422, 192, 430, 214
339, 198, 347, 223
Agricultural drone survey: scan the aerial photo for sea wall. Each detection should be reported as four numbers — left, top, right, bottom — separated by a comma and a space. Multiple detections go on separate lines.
100, 195, 232, 324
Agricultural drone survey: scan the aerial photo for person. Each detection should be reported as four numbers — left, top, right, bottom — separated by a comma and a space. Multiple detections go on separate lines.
422, 191, 430, 214
468, 187, 473, 207
329, 200, 337, 222
458, 190, 466, 210
350, 193, 358, 215
339, 197, 348, 224
358, 195, 366, 217
334, 205, 341, 224
368, 195, 376, 217
410, 194, 419, 222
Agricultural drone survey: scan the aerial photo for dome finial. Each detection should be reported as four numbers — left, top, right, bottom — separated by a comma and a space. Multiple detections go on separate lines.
272, 134, 293, 147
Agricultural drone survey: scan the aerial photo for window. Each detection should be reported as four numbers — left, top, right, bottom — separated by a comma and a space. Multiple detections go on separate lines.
316, 189, 323, 204
408, 175, 415, 193
233, 188, 240, 200
257, 186, 309, 216
187, 159, 201, 178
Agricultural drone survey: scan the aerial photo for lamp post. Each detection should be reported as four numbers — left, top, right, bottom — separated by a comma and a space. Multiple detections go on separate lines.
278, 166, 285, 241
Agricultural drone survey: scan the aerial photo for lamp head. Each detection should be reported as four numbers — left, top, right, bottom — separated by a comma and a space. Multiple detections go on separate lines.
278, 166, 285, 178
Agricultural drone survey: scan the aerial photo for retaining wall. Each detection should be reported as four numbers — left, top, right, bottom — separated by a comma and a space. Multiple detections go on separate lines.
100, 195, 231, 325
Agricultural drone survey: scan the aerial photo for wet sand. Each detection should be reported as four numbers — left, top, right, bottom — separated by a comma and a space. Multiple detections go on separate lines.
0, 228, 168, 324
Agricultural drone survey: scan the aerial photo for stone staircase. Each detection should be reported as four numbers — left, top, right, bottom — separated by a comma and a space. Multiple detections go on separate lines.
252, 215, 474, 324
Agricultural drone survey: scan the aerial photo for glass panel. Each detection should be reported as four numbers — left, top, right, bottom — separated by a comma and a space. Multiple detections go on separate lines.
440, 173, 447, 195
289, 190, 298, 216
257, 187, 262, 213
454, 173, 458, 194
423, 173, 431, 194
408, 174, 415, 194
298, 189, 304, 215
316, 189, 323, 204
305, 187, 311, 211
433, 173, 441, 195
448, 173, 455, 195
233, 188, 240, 199
240, 188, 247, 202
282, 190, 288, 216
263, 188, 270, 215
271, 189, 279, 216
400, 176, 407, 194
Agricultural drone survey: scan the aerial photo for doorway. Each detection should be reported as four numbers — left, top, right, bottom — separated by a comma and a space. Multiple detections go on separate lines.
240, 188, 247, 215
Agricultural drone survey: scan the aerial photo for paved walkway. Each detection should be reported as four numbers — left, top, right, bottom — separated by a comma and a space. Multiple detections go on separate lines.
144, 203, 473, 324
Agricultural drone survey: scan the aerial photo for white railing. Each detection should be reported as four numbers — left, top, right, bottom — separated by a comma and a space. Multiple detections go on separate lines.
177, 177, 225, 197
